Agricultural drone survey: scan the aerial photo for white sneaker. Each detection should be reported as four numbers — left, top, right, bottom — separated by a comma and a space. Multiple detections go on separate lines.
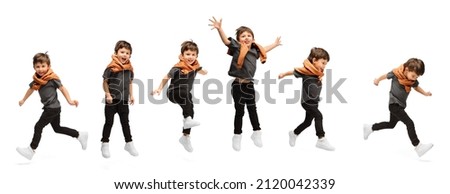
415, 143, 433, 157
232, 134, 242, 151
77, 131, 88, 150
124, 141, 139, 156
316, 137, 335, 151
183, 116, 200, 129
179, 135, 193, 152
363, 124, 373, 140
101, 143, 110, 158
16, 146, 35, 160
289, 131, 298, 147
251, 130, 263, 148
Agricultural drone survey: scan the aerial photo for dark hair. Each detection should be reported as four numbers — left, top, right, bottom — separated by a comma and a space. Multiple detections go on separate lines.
307, 47, 330, 63
235, 26, 254, 42
180, 40, 199, 55
114, 40, 132, 54
33, 52, 51, 67
403, 58, 425, 75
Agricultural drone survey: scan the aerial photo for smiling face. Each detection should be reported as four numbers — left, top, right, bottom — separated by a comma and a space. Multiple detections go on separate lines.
115, 47, 131, 64
235, 26, 255, 46
179, 40, 199, 65
34, 62, 50, 77
182, 49, 197, 65
238, 31, 254, 45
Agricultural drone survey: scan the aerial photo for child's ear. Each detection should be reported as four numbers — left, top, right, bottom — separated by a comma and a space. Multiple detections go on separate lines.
312, 58, 318, 63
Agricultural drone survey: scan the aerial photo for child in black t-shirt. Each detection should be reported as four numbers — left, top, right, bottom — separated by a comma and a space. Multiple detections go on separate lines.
209, 17, 281, 151
152, 40, 207, 153
278, 47, 335, 151
101, 40, 138, 158
16, 52, 88, 160
365, 58, 433, 157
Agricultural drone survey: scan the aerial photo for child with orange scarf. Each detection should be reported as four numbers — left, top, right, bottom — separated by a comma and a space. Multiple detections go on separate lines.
279, 47, 335, 151
152, 40, 207, 153
16, 52, 88, 160
101, 40, 138, 158
364, 58, 433, 157
209, 17, 281, 151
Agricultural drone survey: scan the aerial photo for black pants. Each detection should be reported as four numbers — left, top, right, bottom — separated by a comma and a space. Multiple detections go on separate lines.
231, 81, 261, 134
372, 103, 420, 146
293, 102, 325, 138
31, 107, 79, 149
101, 99, 133, 143
168, 89, 194, 134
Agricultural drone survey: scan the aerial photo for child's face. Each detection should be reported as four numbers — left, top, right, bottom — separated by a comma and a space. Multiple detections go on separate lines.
34, 62, 50, 77
312, 58, 328, 71
404, 69, 419, 81
182, 49, 198, 65
115, 47, 131, 64
238, 31, 254, 45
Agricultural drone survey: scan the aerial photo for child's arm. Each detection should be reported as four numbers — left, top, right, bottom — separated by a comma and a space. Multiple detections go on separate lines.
151, 75, 170, 96
198, 69, 208, 75
278, 70, 294, 79
209, 17, 231, 46
374, 74, 387, 86
58, 86, 79, 107
129, 82, 134, 105
103, 79, 113, 104
414, 86, 432, 96
264, 36, 282, 53
19, 88, 34, 106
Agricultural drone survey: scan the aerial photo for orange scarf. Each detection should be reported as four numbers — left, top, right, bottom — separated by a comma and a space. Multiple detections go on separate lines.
295, 59, 324, 80
393, 64, 414, 92
32, 68, 60, 90
173, 54, 201, 74
228, 41, 267, 69
107, 55, 133, 73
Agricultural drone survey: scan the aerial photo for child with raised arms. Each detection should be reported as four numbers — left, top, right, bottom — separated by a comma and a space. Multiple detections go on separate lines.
209, 17, 281, 151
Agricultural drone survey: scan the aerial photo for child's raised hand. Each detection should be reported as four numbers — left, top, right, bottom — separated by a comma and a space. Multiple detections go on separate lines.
425, 91, 432, 96
274, 36, 282, 47
278, 73, 285, 79
19, 100, 25, 106
208, 17, 222, 30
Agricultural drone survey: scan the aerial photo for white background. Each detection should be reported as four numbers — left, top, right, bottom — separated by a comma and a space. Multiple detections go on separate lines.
1, 0, 449, 193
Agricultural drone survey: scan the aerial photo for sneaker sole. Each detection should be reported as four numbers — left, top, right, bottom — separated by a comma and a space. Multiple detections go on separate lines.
16, 148, 33, 160
179, 139, 193, 152
183, 124, 200, 129
417, 144, 434, 157
316, 145, 335, 151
